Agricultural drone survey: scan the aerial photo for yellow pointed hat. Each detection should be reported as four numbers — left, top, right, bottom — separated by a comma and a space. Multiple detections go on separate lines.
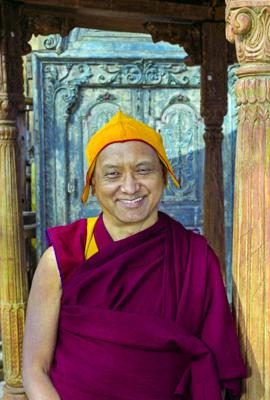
82, 110, 180, 203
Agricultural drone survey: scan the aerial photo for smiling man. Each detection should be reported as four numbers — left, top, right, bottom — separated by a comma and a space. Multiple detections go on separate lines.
23, 111, 246, 400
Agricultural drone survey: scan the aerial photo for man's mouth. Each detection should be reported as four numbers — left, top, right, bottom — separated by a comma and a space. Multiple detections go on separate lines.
117, 196, 145, 208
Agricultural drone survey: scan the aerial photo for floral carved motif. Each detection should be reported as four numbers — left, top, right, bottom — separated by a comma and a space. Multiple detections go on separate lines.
226, 6, 270, 64
98, 61, 198, 86
235, 77, 270, 123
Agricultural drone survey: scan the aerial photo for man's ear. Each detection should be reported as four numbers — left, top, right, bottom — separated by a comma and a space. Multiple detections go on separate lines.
161, 163, 168, 186
91, 176, 96, 196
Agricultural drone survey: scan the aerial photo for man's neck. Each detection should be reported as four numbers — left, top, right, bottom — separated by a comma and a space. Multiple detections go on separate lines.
102, 212, 158, 241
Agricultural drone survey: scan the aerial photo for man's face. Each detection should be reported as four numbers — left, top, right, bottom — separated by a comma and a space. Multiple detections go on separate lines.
91, 141, 165, 227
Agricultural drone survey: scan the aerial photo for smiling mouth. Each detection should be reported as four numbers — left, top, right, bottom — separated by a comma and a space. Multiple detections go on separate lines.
117, 196, 145, 207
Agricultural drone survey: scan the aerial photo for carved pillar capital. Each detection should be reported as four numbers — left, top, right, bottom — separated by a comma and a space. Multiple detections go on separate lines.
226, 4, 270, 74
145, 21, 201, 66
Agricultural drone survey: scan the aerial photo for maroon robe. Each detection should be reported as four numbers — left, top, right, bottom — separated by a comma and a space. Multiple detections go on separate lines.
46, 212, 246, 400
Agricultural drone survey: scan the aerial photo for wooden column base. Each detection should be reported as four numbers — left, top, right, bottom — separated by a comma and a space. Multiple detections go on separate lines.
1, 385, 27, 400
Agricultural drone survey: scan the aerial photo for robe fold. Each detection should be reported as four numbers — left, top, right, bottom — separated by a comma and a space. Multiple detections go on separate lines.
46, 212, 246, 400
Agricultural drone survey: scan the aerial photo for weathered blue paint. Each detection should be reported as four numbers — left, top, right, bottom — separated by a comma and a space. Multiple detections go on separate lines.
32, 29, 237, 299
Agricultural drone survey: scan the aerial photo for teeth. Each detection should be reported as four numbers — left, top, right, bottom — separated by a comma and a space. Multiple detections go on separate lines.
120, 197, 143, 204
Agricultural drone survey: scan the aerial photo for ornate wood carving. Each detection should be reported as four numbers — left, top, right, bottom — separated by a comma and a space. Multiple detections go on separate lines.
20, 13, 76, 54
226, 3, 270, 399
226, 6, 270, 66
0, 2, 28, 399
201, 22, 227, 280
145, 22, 201, 66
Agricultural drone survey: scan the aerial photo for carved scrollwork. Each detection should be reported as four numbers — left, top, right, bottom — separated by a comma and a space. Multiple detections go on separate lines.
99, 64, 142, 84
145, 22, 201, 66
43, 34, 62, 50
44, 63, 93, 116
226, 6, 270, 64
97, 61, 198, 87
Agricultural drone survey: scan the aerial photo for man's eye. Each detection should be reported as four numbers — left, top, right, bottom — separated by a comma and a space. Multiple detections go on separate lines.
137, 168, 152, 174
105, 172, 120, 178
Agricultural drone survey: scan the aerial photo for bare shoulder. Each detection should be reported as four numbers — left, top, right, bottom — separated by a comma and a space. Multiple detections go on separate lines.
38, 246, 58, 270
30, 246, 62, 298
24, 247, 62, 383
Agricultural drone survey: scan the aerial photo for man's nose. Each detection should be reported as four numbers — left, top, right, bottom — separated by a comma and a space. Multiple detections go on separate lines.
120, 173, 140, 194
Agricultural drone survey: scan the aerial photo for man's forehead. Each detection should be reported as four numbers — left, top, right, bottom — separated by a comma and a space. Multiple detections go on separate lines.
97, 141, 159, 161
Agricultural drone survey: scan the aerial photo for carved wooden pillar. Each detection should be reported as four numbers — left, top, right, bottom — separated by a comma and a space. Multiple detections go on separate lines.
201, 22, 227, 279
0, 2, 28, 399
226, 3, 270, 399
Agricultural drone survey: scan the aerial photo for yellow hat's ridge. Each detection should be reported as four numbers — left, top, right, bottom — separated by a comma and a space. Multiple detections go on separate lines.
82, 110, 180, 203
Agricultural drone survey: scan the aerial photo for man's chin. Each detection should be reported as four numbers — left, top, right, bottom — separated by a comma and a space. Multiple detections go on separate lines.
115, 210, 157, 226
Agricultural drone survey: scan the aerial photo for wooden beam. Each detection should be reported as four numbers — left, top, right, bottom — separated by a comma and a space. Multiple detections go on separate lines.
19, 0, 213, 21
17, 0, 226, 31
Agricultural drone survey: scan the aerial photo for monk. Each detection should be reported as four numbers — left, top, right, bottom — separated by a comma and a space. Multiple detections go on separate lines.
23, 111, 246, 400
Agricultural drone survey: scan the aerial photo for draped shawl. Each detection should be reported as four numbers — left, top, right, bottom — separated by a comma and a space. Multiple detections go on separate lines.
46, 212, 246, 400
